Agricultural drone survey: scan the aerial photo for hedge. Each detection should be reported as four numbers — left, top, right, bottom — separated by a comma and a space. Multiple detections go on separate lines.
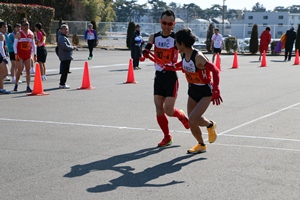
0, 3, 55, 42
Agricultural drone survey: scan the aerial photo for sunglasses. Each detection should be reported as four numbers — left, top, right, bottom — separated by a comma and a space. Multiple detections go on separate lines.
161, 21, 174, 26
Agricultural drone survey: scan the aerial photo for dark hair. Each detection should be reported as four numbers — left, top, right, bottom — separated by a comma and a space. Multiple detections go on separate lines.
175, 28, 196, 48
7, 24, 12, 33
161, 9, 175, 19
265, 26, 271, 31
35, 22, 46, 36
14, 23, 21, 28
20, 18, 28, 25
0, 21, 7, 29
135, 24, 140, 28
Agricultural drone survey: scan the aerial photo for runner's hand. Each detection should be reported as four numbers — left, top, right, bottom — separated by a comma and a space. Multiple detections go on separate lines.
211, 89, 223, 105
142, 49, 150, 58
15, 54, 20, 61
163, 64, 175, 71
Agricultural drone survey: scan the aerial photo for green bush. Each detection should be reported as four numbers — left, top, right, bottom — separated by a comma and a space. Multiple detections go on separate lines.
126, 22, 135, 49
249, 24, 259, 54
225, 36, 238, 53
0, 3, 55, 42
206, 23, 214, 52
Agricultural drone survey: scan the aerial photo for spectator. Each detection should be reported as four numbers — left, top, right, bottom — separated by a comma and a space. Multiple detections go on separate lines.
284, 27, 296, 61
0, 20, 10, 94
259, 26, 271, 61
131, 24, 143, 70
210, 28, 224, 63
34, 22, 47, 81
57, 24, 76, 89
84, 23, 98, 60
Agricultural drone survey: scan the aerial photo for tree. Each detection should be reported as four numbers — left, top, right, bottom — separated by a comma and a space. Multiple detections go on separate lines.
126, 21, 135, 49
206, 23, 214, 52
252, 2, 266, 12
249, 24, 258, 54
295, 24, 300, 51
148, 0, 168, 22
182, 3, 202, 23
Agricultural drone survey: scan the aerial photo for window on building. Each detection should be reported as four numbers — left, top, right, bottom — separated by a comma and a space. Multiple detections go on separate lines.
248, 23, 253, 27
263, 23, 268, 26
247, 31, 252, 35
278, 31, 283, 36
278, 23, 283, 27
278, 16, 283, 19
263, 16, 268, 19
248, 16, 253, 20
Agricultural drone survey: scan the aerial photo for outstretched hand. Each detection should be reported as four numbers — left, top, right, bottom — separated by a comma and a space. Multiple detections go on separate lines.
211, 89, 223, 105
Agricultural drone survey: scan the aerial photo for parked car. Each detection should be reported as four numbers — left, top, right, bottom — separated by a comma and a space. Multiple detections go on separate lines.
141, 32, 150, 37
193, 36, 206, 51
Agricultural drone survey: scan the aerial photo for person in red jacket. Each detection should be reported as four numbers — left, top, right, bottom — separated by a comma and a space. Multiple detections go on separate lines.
259, 26, 271, 61
169, 28, 222, 154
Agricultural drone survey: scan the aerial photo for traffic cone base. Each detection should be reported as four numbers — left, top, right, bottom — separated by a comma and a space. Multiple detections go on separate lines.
77, 61, 95, 90
294, 49, 299, 65
27, 63, 49, 96
260, 50, 267, 67
124, 58, 137, 84
232, 51, 238, 69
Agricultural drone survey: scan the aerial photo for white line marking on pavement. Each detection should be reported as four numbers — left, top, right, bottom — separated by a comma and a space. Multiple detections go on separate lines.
218, 102, 300, 136
214, 143, 300, 152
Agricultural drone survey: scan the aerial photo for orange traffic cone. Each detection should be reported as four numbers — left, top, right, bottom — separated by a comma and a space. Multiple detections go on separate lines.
77, 61, 94, 90
215, 53, 221, 71
294, 49, 299, 65
27, 63, 49, 96
232, 51, 238, 69
124, 58, 137, 84
260, 50, 267, 67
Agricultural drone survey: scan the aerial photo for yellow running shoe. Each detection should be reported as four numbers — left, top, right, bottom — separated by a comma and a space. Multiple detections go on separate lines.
187, 144, 206, 154
207, 120, 217, 143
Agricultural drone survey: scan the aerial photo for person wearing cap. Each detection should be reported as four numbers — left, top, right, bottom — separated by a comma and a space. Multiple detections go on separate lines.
284, 27, 296, 61
84, 23, 98, 60
130, 24, 143, 70
210, 28, 224, 63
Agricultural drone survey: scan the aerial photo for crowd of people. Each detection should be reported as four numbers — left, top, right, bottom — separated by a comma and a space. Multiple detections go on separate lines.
0, 18, 48, 94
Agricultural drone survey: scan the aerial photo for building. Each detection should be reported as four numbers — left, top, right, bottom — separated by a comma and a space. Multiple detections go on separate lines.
189, 19, 210, 38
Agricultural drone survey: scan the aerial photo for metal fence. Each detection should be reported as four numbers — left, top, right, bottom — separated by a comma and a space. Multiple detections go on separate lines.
50, 20, 296, 48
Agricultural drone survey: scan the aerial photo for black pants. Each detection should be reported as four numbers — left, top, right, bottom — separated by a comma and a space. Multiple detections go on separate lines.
60, 60, 71, 85
284, 47, 293, 61
131, 46, 141, 67
87, 39, 95, 57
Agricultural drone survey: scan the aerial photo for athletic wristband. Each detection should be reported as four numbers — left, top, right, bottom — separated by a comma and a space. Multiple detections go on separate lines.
145, 43, 152, 50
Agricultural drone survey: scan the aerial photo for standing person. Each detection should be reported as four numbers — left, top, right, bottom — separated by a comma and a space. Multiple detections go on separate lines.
284, 27, 296, 61
131, 24, 143, 70
210, 28, 224, 63
3, 24, 11, 82
13, 18, 36, 92
259, 26, 271, 61
7, 23, 21, 84
34, 22, 47, 81
174, 28, 222, 153
84, 23, 98, 60
0, 21, 11, 94
57, 24, 76, 89
142, 9, 190, 147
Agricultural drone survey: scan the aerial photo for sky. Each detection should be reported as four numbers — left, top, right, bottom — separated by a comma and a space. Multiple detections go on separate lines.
137, 0, 300, 10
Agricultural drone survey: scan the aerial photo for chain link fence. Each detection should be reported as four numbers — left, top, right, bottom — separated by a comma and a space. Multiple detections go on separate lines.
49, 20, 295, 49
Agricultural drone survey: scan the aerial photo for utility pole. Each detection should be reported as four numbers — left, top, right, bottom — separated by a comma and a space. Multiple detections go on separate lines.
222, 0, 226, 35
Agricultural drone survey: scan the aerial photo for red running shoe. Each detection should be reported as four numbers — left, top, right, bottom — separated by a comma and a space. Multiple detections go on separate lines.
157, 136, 172, 147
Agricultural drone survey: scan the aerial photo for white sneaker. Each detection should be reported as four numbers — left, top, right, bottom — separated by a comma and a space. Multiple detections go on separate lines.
59, 84, 70, 89
30, 68, 35, 74
4, 76, 11, 81
42, 75, 47, 81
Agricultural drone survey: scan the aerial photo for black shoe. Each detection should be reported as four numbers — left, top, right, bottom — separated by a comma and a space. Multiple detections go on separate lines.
26, 86, 32, 92
14, 84, 18, 91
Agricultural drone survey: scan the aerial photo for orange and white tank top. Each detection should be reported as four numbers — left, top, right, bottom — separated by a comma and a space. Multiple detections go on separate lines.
153, 32, 178, 71
182, 49, 211, 85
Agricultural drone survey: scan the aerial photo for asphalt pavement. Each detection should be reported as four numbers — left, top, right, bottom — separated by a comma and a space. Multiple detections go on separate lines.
1, 48, 300, 199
